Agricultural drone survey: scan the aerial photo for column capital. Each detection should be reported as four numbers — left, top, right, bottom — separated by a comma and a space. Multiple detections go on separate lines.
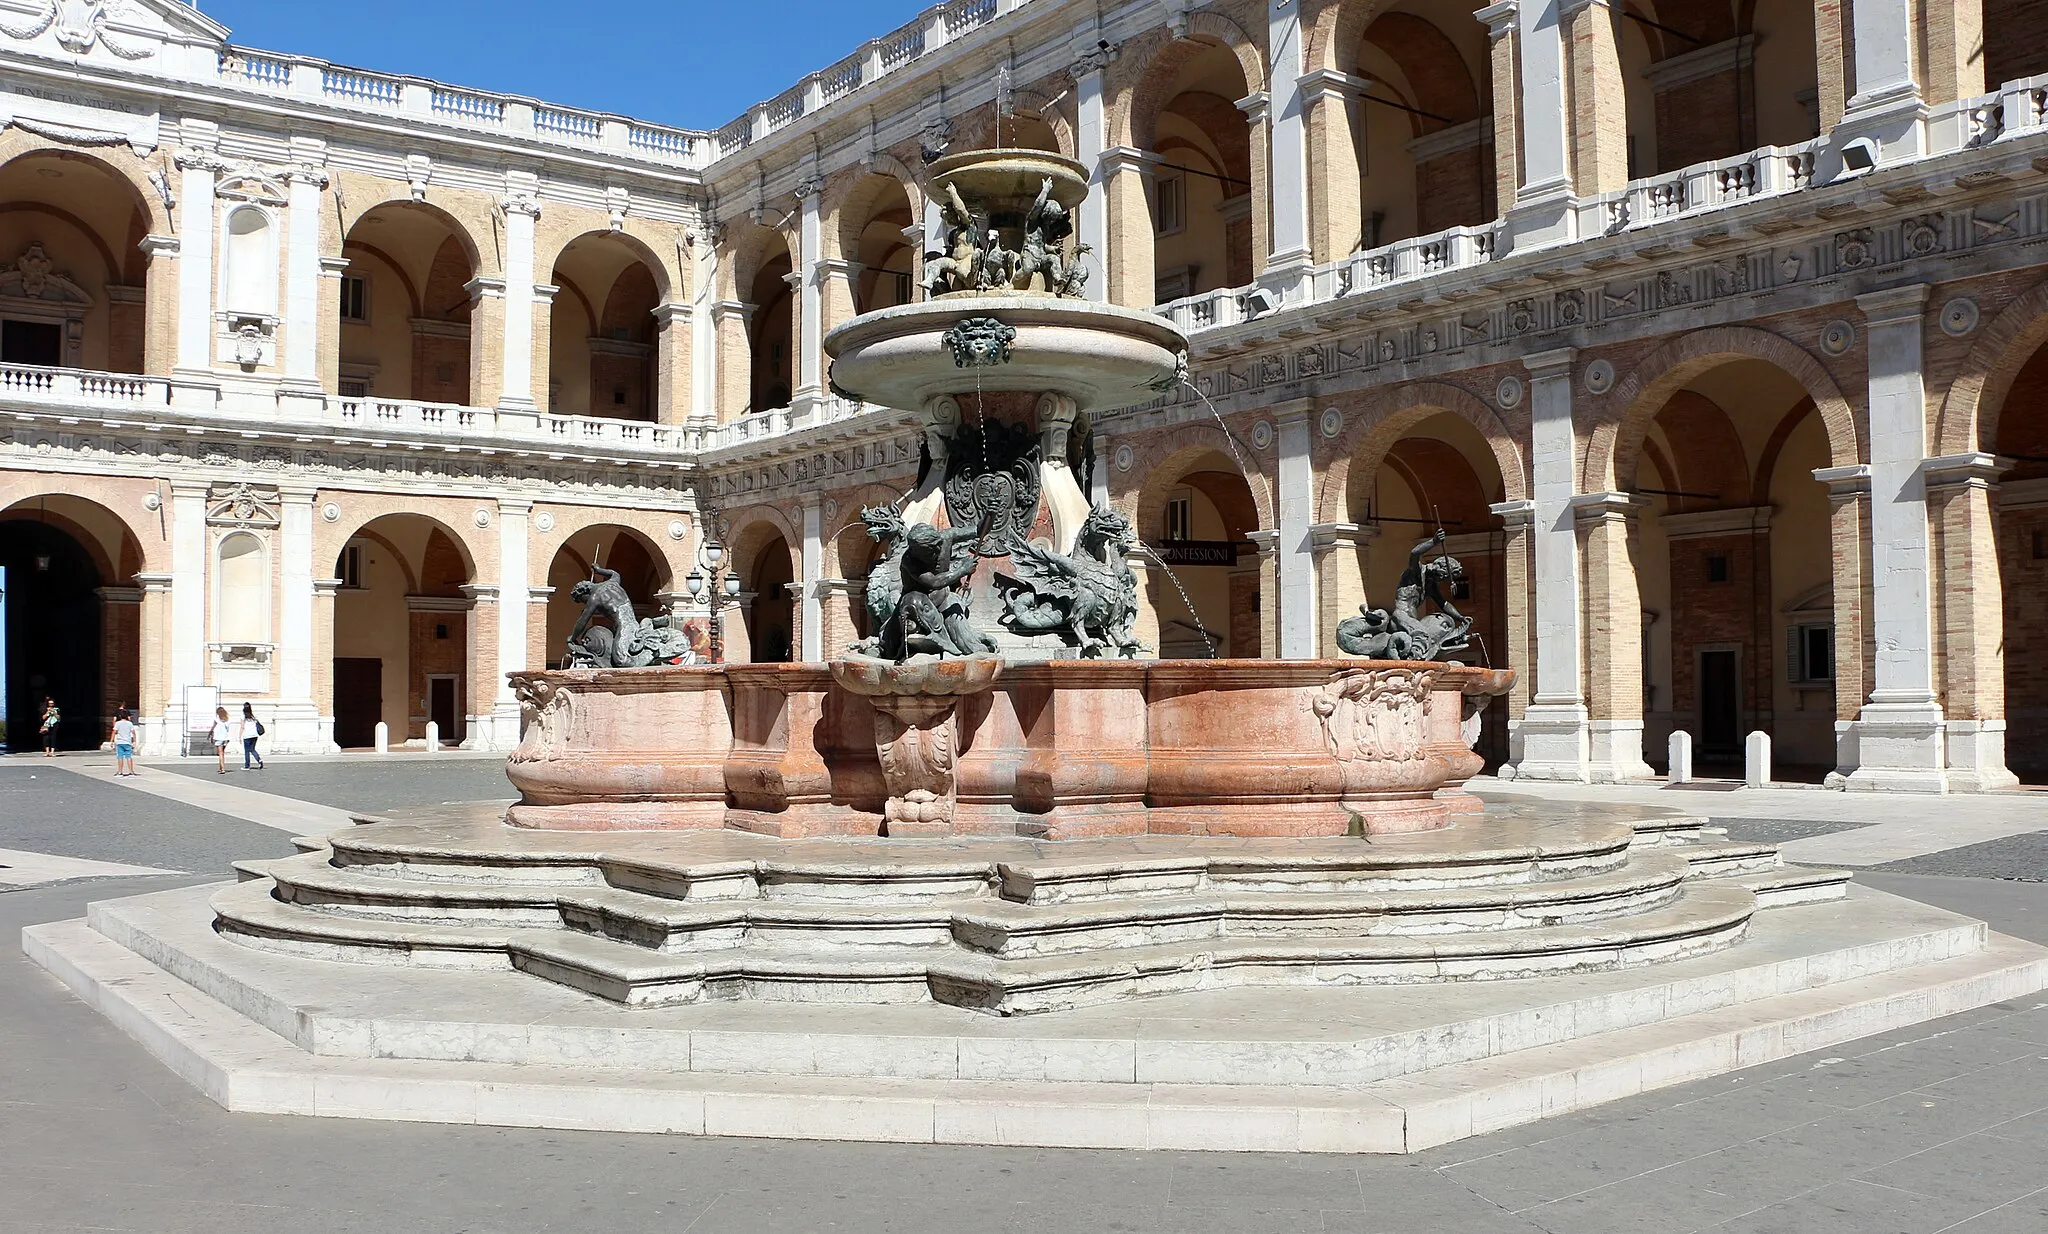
1521, 347, 1577, 379
710, 299, 757, 325
1244, 528, 1280, 557
1474, 0, 1518, 38
134, 571, 175, 594
1098, 146, 1159, 178
1489, 499, 1537, 527
1068, 39, 1121, 79
1234, 91, 1271, 123
528, 585, 556, 605
1308, 522, 1377, 552
318, 255, 352, 278
278, 484, 320, 504
792, 174, 827, 202
139, 234, 180, 259
312, 577, 344, 597
1923, 452, 2008, 490
1854, 283, 1931, 325
532, 283, 560, 305
1812, 462, 1873, 496
1569, 491, 1647, 523
1297, 69, 1370, 105
465, 275, 508, 301
653, 302, 692, 326
500, 193, 542, 220
459, 583, 502, 604
496, 498, 536, 516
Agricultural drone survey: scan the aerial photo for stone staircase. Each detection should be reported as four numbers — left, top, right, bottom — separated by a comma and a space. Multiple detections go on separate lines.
215, 806, 1848, 1015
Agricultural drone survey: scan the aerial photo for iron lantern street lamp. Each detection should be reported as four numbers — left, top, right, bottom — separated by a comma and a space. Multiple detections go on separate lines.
686, 538, 742, 662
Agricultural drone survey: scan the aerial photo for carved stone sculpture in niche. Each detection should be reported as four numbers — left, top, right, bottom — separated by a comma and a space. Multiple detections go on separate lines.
995, 503, 1143, 658
1336, 531, 1474, 663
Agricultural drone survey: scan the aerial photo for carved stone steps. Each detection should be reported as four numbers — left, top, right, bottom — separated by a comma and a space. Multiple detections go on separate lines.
211, 872, 1761, 1014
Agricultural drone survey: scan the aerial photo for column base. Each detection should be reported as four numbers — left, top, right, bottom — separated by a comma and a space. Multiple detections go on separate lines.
1825, 90, 1928, 179
264, 703, 337, 756
1507, 703, 1591, 782
274, 383, 328, 419
1588, 719, 1657, 783
1505, 186, 1579, 254
1944, 720, 2020, 793
460, 703, 526, 753
1256, 250, 1315, 307
1842, 700, 1949, 794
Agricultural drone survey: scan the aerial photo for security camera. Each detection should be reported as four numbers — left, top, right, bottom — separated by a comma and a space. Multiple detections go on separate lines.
1839, 137, 1879, 175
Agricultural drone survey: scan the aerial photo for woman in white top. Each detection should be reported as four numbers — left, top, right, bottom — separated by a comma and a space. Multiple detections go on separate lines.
210, 706, 234, 774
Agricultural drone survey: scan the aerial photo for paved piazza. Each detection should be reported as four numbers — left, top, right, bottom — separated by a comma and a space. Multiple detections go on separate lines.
8, 0, 2048, 1229
6, 754, 2048, 1232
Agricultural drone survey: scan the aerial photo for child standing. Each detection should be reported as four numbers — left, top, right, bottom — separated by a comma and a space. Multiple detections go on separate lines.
111, 710, 137, 777
210, 706, 234, 774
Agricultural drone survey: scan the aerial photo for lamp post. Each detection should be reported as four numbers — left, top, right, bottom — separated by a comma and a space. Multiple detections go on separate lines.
684, 535, 743, 663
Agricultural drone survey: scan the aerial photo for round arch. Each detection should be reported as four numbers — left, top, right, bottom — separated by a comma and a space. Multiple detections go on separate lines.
534, 226, 678, 305
1587, 326, 1860, 493
1935, 274, 2048, 455
1111, 13, 1269, 150
0, 137, 172, 238
333, 190, 492, 279
1316, 382, 1528, 525
315, 506, 486, 588
0, 482, 161, 576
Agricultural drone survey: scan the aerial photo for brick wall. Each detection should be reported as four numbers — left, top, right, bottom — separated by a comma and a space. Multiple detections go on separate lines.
1667, 529, 1773, 757
1985, 0, 2048, 86
1416, 147, 1489, 236
1653, 67, 1748, 174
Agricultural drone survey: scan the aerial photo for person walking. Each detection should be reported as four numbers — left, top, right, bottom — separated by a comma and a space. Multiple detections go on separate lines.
111, 709, 137, 777
39, 697, 59, 757
210, 706, 234, 774
240, 702, 266, 770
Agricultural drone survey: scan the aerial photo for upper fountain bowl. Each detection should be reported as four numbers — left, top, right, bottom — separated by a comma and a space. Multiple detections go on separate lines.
823, 146, 1189, 414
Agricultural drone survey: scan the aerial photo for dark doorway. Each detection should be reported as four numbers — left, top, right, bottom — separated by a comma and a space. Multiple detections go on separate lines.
427, 676, 460, 745
1, 320, 61, 367
0, 520, 102, 751
333, 657, 382, 748
1699, 648, 1741, 760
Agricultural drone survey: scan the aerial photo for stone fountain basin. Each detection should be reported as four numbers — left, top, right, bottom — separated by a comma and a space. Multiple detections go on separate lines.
829, 653, 1004, 697
925, 148, 1089, 214
823, 297, 1188, 413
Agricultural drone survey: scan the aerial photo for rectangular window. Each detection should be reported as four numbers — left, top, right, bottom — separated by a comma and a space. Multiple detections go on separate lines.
1705, 555, 1730, 584
1166, 491, 1194, 542
1155, 174, 1185, 236
338, 379, 368, 399
338, 544, 366, 590
339, 276, 368, 324
2036, 529, 2047, 560
1789, 623, 1833, 683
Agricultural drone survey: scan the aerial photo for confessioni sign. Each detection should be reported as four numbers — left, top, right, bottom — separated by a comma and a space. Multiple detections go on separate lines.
1152, 540, 1243, 566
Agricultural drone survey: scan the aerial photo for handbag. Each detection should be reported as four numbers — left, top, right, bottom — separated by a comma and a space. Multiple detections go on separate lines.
256, 720, 267, 737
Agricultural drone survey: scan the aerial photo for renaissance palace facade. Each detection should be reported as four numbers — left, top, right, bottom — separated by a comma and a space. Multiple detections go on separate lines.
0, 0, 2043, 793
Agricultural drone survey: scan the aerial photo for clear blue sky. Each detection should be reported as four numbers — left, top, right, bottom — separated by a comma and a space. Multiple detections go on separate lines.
195, 1, 935, 130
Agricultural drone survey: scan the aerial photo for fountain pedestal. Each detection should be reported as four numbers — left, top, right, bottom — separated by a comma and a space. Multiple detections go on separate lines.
829, 654, 1004, 837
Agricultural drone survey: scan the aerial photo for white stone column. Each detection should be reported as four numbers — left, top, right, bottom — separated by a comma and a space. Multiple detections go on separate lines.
280, 146, 328, 398
1512, 348, 1590, 780
1507, 0, 1576, 250
800, 492, 824, 663
173, 150, 224, 374
1275, 407, 1316, 658
1072, 41, 1116, 303
499, 186, 541, 411
1847, 285, 1947, 792
134, 572, 175, 755
1264, 0, 1313, 299
1825, 0, 1928, 169
167, 483, 208, 738
275, 486, 320, 749
793, 175, 827, 419
489, 498, 532, 747
690, 228, 720, 425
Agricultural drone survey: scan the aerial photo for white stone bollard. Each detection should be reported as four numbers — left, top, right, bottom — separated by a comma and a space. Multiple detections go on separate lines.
424, 721, 440, 753
373, 721, 389, 755
1668, 730, 1693, 784
1745, 730, 1772, 788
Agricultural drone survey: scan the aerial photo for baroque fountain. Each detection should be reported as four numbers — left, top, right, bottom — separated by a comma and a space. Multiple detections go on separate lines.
32, 150, 2041, 1154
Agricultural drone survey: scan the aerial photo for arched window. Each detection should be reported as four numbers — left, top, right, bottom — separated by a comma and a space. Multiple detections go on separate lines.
222, 207, 277, 317
216, 532, 269, 645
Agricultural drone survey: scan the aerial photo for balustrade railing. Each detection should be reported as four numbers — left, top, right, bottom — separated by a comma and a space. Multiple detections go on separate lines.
0, 363, 168, 405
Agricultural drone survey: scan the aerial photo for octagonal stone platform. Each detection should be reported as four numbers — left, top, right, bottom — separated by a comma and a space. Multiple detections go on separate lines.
27, 798, 2048, 1152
